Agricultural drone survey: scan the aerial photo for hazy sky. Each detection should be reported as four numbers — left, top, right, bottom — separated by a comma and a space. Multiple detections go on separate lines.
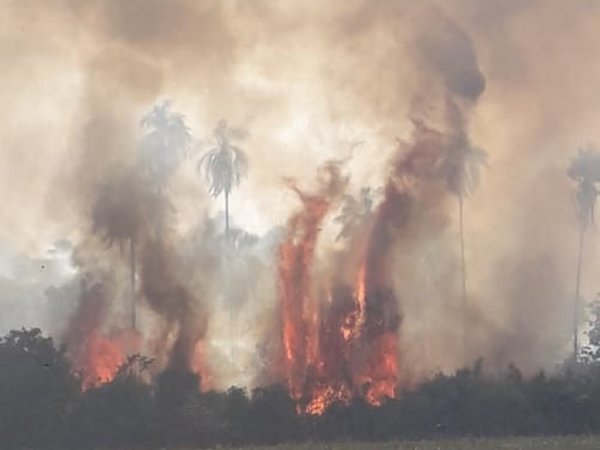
1, 0, 600, 380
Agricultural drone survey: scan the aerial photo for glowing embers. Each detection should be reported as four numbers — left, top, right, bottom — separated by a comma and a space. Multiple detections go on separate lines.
305, 382, 352, 415
354, 331, 399, 407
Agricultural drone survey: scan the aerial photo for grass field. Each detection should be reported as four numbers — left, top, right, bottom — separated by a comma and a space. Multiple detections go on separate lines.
214, 435, 600, 450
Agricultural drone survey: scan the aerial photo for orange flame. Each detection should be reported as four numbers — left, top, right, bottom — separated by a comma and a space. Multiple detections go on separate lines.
279, 187, 330, 400
191, 340, 212, 392
358, 332, 399, 406
80, 332, 124, 389
278, 164, 401, 415
341, 263, 367, 343
305, 383, 352, 415
279, 207, 399, 413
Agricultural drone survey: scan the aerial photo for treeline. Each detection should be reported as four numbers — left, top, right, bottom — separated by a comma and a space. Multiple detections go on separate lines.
4, 328, 600, 449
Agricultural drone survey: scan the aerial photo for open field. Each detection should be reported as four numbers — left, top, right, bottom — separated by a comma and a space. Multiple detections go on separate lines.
214, 435, 600, 450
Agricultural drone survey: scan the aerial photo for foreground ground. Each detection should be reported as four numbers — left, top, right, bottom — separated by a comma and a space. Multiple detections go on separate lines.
214, 435, 600, 450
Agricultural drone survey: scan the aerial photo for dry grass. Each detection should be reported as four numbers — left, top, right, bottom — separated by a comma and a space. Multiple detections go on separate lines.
214, 435, 600, 450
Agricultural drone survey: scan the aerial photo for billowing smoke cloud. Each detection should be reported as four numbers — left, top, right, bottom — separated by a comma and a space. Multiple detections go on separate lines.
1, 0, 600, 398
416, 11, 486, 102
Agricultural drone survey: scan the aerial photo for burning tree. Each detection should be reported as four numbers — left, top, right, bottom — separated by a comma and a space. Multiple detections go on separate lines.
276, 115, 470, 414
277, 159, 403, 414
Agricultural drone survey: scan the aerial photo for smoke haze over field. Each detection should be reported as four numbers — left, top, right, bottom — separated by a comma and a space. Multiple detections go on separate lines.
1, 0, 600, 394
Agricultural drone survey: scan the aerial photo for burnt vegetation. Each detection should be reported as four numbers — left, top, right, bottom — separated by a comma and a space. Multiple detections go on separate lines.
4, 328, 600, 449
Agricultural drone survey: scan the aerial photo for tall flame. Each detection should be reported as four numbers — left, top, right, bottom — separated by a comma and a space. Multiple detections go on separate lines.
279, 186, 331, 400
341, 263, 367, 342
278, 165, 400, 415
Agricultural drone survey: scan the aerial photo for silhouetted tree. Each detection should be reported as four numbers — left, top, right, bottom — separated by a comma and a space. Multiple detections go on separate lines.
198, 120, 248, 357
568, 147, 600, 358
0, 328, 78, 449
70, 360, 154, 448
222, 386, 252, 443
151, 368, 201, 446
92, 168, 146, 329
92, 102, 191, 331
155, 368, 199, 412
199, 119, 248, 238
140, 101, 191, 189
440, 135, 487, 347
247, 384, 301, 444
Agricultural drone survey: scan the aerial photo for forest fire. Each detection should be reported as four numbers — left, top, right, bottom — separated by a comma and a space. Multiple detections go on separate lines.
6, 3, 600, 449
51, 9, 480, 413
273, 120, 452, 412
58, 116, 445, 411
278, 164, 401, 414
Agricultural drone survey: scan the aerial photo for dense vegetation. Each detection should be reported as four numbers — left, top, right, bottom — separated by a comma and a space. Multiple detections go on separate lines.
4, 328, 600, 449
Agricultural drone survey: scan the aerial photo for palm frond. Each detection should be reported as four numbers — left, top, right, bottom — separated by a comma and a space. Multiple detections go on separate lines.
139, 101, 190, 182
569, 146, 600, 226
441, 140, 488, 198
569, 147, 600, 182
198, 121, 249, 198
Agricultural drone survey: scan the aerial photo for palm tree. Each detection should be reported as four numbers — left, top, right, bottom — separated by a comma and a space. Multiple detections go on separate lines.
439, 136, 487, 356
138, 100, 191, 239
92, 169, 145, 330
92, 102, 190, 330
140, 101, 191, 193
198, 120, 248, 238
441, 138, 487, 309
568, 147, 600, 359
198, 121, 247, 359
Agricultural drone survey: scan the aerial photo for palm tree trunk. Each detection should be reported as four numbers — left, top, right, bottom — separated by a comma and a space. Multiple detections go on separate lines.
224, 190, 234, 359
230, 307, 236, 360
459, 196, 467, 305
130, 237, 136, 331
574, 224, 585, 360
459, 196, 468, 355
225, 191, 230, 238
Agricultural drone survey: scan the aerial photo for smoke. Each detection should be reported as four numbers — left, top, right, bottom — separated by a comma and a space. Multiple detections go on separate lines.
0, 0, 599, 398
415, 11, 486, 102
62, 275, 131, 388
140, 237, 206, 371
